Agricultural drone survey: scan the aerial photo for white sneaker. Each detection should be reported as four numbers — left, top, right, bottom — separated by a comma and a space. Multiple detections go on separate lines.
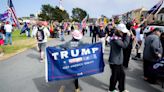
75, 88, 80, 92
40, 59, 44, 63
122, 90, 129, 92
108, 90, 119, 92
59, 85, 65, 92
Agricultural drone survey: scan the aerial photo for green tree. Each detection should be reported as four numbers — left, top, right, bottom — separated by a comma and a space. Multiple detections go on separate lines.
53, 6, 69, 22
72, 8, 87, 22
38, 4, 69, 22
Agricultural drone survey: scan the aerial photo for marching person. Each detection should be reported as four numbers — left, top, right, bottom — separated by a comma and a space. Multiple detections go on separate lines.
60, 26, 65, 41
97, 23, 107, 53
91, 23, 98, 43
4, 21, 13, 45
89, 23, 93, 37
58, 29, 85, 92
108, 23, 130, 92
123, 23, 134, 68
34, 21, 50, 62
143, 28, 163, 84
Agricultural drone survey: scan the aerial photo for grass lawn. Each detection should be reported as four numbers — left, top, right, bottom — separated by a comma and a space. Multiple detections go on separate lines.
0, 29, 37, 54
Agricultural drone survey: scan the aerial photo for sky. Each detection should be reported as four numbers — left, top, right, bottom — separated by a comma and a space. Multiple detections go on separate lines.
0, 0, 163, 18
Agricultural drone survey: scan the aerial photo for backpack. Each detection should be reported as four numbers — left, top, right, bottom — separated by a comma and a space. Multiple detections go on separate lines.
36, 27, 45, 42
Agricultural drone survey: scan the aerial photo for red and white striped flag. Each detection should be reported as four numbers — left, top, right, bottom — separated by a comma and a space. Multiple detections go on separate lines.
81, 16, 88, 29
8, 0, 20, 28
64, 22, 68, 31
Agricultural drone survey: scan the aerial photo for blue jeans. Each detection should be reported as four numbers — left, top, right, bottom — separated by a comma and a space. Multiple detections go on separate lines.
27, 29, 31, 37
5, 32, 12, 45
60, 34, 65, 41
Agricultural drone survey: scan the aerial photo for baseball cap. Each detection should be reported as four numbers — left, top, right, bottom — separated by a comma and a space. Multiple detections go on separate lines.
116, 23, 129, 33
72, 30, 83, 40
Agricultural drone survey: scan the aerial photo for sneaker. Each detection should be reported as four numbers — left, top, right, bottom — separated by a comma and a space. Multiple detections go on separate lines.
59, 85, 65, 92
122, 90, 129, 92
108, 90, 119, 92
40, 59, 44, 63
75, 88, 80, 92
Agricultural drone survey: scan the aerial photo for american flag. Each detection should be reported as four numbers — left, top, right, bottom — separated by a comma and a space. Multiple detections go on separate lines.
81, 16, 88, 29
8, 0, 20, 28
63, 22, 68, 31
147, 0, 164, 14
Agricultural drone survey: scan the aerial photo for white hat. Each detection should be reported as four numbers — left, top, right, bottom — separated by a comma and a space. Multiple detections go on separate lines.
72, 30, 83, 40
116, 23, 129, 33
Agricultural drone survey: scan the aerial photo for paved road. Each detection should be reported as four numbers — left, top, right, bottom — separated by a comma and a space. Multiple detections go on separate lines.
0, 32, 164, 92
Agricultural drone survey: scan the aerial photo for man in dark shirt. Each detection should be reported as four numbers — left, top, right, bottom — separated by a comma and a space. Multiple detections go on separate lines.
143, 28, 163, 84
98, 23, 107, 53
91, 24, 98, 43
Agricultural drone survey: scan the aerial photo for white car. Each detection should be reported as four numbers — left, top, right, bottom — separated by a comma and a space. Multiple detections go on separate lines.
143, 25, 164, 34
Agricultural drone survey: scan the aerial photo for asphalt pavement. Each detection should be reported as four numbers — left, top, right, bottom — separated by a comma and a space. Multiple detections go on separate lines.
0, 32, 163, 92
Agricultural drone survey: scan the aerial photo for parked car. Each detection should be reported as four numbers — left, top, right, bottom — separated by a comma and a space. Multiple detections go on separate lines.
143, 25, 164, 34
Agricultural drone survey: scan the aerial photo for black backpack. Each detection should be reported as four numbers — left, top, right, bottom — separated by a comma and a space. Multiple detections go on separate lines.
36, 27, 45, 41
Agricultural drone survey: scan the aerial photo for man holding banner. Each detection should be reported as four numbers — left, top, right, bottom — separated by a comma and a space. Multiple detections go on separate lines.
46, 29, 104, 92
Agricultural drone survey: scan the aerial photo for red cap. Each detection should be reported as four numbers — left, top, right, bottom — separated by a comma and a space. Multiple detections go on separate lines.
6, 21, 10, 24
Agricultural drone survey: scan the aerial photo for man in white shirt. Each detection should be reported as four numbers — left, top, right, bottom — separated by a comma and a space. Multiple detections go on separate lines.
34, 21, 50, 62
4, 21, 13, 45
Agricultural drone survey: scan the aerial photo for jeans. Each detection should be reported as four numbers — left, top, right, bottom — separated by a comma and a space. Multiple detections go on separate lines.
60, 34, 65, 41
5, 32, 12, 45
92, 36, 96, 43
99, 37, 105, 53
27, 30, 31, 37
143, 60, 157, 83
109, 64, 125, 92
74, 79, 79, 89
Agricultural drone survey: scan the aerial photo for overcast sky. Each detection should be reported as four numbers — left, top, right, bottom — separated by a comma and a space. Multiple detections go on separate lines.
0, 0, 163, 18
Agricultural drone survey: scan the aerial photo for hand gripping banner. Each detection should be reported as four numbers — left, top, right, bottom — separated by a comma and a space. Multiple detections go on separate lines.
45, 43, 104, 82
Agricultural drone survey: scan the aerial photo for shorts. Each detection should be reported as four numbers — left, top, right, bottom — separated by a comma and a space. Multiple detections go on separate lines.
38, 43, 46, 52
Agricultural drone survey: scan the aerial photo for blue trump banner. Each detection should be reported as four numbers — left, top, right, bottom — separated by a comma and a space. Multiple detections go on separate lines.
152, 59, 164, 75
45, 43, 104, 82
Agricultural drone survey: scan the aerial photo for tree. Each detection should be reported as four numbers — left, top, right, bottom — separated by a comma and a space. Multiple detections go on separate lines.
71, 8, 87, 22
38, 4, 69, 22
53, 6, 69, 22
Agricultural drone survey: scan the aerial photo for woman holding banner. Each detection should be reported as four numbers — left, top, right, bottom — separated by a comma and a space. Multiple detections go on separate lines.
108, 23, 130, 92
58, 29, 84, 92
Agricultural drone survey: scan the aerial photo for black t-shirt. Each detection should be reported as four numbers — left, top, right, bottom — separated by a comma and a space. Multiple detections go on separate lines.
105, 27, 115, 37
71, 26, 74, 30
92, 26, 98, 36
98, 29, 106, 38
0, 25, 5, 34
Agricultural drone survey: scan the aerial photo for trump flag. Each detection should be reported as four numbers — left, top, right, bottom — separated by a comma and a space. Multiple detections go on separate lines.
0, 12, 9, 21
45, 43, 105, 82
147, 0, 164, 14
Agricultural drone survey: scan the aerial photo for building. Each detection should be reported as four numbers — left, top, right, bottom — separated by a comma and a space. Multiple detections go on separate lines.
119, 7, 157, 24
88, 18, 97, 24
157, 7, 164, 21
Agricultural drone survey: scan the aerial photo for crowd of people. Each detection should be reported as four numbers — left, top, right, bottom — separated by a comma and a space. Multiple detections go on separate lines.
87, 20, 164, 92
0, 19, 164, 92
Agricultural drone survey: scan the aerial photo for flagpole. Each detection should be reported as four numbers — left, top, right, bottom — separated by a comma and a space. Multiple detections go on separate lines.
139, 14, 152, 26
